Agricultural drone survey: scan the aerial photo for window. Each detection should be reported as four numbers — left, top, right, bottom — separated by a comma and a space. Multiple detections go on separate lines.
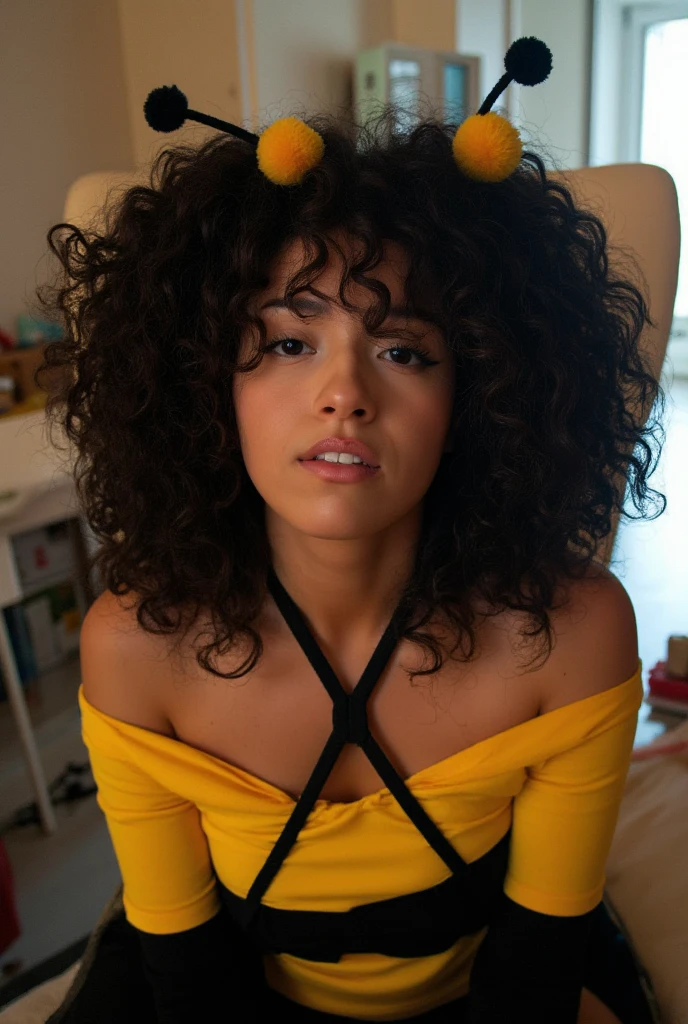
621, 2, 688, 345
388, 58, 422, 129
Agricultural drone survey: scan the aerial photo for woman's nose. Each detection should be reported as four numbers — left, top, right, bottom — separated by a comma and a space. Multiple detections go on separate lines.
313, 343, 377, 421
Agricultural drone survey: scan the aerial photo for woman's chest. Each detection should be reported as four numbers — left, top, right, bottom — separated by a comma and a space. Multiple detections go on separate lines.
161, 620, 543, 804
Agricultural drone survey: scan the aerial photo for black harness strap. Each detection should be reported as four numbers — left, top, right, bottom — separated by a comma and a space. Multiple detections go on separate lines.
241, 568, 476, 927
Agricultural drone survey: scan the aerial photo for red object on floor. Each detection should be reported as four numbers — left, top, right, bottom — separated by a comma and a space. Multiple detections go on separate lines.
648, 661, 688, 704
0, 837, 21, 955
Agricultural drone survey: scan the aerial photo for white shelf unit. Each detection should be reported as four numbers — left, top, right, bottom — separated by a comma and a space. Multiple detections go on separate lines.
0, 476, 102, 835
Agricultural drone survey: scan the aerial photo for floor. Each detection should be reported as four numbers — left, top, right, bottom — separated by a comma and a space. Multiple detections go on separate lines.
0, 372, 686, 1003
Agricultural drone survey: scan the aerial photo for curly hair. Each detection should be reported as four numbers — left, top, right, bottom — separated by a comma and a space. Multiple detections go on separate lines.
34, 110, 666, 685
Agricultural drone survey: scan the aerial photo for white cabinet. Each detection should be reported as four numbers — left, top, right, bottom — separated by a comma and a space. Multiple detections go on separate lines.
0, 411, 100, 835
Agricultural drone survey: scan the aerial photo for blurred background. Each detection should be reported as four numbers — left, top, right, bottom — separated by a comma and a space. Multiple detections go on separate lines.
0, 0, 686, 1010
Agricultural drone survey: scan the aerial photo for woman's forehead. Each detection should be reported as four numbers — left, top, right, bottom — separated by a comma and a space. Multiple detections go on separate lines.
261, 235, 410, 303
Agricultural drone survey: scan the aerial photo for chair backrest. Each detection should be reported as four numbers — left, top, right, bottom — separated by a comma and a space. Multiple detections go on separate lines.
63, 170, 147, 232
551, 163, 680, 564
553, 162, 680, 385
64, 163, 681, 566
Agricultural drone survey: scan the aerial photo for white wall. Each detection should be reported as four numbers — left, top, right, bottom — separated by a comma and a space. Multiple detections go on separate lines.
117, 0, 243, 169
515, 0, 592, 168
589, 0, 624, 165
0, 0, 133, 336
457, 0, 592, 169
249, 0, 365, 124
247, 0, 456, 127
456, 0, 509, 106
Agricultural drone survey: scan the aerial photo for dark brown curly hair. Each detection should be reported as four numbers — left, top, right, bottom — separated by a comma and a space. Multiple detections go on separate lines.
34, 110, 666, 684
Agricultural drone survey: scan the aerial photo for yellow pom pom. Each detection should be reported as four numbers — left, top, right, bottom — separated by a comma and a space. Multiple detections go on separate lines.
256, 117, 325, 186
452, 112, 522, 183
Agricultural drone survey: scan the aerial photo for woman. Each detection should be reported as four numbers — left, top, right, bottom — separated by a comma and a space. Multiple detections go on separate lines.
36, 42, 663, 1024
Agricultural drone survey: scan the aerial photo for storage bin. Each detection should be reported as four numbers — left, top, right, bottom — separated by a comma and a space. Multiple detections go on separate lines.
11, 522, 76, 590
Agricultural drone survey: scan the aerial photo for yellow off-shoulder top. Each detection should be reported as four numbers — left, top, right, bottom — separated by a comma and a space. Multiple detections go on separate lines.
78, 658, 643, 1020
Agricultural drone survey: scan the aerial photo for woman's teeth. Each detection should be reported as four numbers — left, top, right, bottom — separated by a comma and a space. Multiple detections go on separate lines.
313, 452, 368, 465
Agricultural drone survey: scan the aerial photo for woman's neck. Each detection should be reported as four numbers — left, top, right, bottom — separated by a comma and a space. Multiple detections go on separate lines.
265, 508, 421, 651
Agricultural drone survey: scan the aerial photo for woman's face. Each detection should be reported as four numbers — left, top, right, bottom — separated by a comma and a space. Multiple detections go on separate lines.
232, 237, 455, 543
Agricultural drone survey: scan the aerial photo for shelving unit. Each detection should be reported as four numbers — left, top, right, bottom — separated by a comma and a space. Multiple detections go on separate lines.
0, 472, 102, 836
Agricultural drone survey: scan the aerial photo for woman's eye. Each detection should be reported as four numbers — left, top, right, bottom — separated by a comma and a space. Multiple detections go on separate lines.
264, 337, 438, 367
265, 337, 310, 357
382, 346, 438, 367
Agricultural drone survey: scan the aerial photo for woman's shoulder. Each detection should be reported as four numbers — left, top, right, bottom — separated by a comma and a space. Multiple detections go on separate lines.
80, 588, 177, 737
78, 563, 639, 735
535, 561, 640, 715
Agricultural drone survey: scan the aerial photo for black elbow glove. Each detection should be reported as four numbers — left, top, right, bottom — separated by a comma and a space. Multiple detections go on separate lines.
136, 906, 264, 1023
466, 893, 596, 1024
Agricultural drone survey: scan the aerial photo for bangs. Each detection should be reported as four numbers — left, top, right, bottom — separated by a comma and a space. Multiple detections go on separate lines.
234, 228, 448, 374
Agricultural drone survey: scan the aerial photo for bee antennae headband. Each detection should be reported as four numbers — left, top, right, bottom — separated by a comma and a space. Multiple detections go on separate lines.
144, 36, 552, 186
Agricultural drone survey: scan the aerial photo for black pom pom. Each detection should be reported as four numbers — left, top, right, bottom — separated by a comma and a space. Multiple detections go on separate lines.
504, 37, 553, 87
143, 85, 188, 133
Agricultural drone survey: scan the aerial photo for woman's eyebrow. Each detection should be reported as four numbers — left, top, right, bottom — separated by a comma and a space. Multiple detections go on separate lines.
261, 295, 326, 314
260, 295, 424, 320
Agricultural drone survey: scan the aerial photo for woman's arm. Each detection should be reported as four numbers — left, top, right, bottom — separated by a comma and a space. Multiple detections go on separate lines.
79, 594, 262, 1022
135, 907, 264, 1022
467, 571, 642, 1022
466, 895, 596, 1022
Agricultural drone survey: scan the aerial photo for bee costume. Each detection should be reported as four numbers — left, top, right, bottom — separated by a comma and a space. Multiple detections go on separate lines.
48, 37, 660, 1024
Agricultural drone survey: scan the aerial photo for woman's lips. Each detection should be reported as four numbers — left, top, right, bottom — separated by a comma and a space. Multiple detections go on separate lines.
298, 437, 380, 466
298, 458, 380, 482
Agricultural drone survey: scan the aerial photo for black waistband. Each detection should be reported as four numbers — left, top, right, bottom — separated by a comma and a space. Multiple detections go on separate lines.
217, 826, 511, 962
